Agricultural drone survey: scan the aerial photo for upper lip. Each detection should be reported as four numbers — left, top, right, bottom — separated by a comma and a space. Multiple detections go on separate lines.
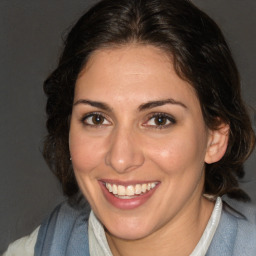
99, 179, 160, 186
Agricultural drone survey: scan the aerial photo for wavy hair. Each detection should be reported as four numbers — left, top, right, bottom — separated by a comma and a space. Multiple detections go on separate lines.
43, 0, 255, 200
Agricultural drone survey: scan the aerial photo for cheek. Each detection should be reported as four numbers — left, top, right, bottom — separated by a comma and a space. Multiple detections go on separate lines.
69, 131, 105, 174
148, 141, 186, 174
146, 129, 207, 175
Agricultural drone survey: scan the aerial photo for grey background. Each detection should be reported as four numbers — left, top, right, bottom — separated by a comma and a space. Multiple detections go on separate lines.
0, 0, 255, 253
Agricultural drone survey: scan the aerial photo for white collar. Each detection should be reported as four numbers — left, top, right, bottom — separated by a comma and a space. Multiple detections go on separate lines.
88, 197, 222, 256
190, 197, 222, 256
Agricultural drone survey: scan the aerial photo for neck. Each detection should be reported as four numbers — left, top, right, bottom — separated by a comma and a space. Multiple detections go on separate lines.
106, 196, 214, 256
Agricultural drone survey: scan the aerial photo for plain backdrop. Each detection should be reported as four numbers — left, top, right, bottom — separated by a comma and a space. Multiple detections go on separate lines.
0, 0, 255, 253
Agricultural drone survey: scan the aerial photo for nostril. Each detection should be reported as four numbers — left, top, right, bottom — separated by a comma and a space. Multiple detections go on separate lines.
105, 146, 145, 174
105, 129, 145, 173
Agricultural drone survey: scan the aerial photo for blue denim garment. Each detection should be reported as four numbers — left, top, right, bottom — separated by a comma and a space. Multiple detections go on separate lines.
35, 195, 90, 256
35, 195, 256, 256
206, 197, 256, 256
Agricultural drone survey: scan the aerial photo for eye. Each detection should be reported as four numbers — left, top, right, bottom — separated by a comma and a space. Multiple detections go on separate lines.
143, 113, 176, 128
81, 112, 111, 126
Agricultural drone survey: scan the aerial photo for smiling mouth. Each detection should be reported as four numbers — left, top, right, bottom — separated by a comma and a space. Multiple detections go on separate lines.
104, 182, 158, 199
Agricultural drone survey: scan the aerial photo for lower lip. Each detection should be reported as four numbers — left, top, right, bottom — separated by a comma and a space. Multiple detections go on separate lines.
99, 182, 159, 210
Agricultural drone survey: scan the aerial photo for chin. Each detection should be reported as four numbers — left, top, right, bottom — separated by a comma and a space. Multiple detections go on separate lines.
107, 228, 152, 241
104, 216, 157, 241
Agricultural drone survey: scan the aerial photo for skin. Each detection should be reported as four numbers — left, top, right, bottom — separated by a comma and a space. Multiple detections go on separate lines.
69, 45, 223, 256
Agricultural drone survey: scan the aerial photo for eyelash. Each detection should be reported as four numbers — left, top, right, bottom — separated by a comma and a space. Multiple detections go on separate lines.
80, 112, 176, 129
143, 112, 176, 129
80, 112, 111, 127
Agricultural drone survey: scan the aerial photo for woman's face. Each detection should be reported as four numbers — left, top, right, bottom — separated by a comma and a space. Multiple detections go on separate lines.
69, 45, 212, 240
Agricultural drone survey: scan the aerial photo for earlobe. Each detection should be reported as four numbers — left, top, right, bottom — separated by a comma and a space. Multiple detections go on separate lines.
204, 124, 229, 164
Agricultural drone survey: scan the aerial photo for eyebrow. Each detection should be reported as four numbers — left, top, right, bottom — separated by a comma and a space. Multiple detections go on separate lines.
73, 98, 187, 112
138, 99, 187, 111
73, 99, 112, 112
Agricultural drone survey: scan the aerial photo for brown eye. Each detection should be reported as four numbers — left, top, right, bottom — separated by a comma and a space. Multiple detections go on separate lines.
92, 114, 105, 125
82, 113, 111, 126
144, 113, 176, 128
154, 116, 168, 126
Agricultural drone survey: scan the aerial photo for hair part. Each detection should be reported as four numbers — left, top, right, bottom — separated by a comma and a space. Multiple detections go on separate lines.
43, 0, 255, 200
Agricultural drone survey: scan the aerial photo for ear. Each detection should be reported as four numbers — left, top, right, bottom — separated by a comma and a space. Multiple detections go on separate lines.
204, 123, 229, 164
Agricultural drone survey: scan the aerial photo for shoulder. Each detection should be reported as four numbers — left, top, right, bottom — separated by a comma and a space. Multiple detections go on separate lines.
35, 193, 91, 255
223, 197, 256, 249
207, 197, 256, 256
222, 196, 256, 223
2, 226, 40, 256
37, 193, 91, 241
2, 194, 91, 256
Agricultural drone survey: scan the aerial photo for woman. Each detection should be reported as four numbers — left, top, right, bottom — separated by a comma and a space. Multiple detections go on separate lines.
3, 0, 256, 255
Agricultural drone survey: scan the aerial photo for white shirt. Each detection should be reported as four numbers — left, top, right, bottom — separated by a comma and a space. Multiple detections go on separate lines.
88, 197, 222, 256
2, 197, 222, 256
2, 227, 39, 256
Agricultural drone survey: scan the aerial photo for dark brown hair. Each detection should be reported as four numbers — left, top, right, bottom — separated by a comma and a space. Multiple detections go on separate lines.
43, 0, 255, 200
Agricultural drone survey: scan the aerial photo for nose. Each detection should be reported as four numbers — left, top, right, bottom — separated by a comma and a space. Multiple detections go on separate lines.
105, 127, 145, 174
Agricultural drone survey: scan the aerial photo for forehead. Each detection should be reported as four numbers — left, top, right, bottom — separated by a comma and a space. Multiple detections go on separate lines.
79, 45, 174, 88
74, 45, 199, 109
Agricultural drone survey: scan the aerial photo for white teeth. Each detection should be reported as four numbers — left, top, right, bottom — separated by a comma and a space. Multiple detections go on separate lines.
105, 182, 158, 198
117, 185, 126, 196
135, 184, 142, 195
112, 184, 118, 195
126, 185, 135, 196
106, 183, 112, 192
142, 184, 147, 193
